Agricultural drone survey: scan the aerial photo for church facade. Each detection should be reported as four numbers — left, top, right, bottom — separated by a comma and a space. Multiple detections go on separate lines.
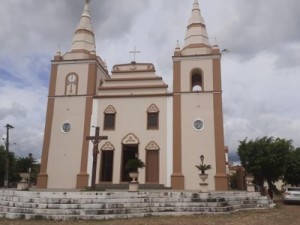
37, 0, 228, 191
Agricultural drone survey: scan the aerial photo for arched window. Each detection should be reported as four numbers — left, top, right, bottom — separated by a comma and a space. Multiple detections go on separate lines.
103, 105, 116, 130
147, 104, 159, 130
191, 68, 203, 91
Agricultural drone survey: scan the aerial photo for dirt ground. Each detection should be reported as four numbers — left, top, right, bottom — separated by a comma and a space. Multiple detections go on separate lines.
1, 199, 299, 225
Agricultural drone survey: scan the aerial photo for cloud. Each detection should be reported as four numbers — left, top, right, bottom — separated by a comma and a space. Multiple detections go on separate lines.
0, 86, 47, 157
218, 0, 300, 68
0, 103, 27, 121
222, 52, 300, 153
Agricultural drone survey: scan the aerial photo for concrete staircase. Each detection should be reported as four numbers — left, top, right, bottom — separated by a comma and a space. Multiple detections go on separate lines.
0, 190, 272, 221
96, 183, 167, 190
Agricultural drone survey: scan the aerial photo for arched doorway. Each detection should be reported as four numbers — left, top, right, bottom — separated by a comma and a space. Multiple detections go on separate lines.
121, 133, 139, 182
99, 142, 115, 182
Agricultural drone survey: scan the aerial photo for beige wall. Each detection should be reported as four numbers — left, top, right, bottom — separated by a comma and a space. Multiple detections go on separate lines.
47, 97, 87, 188
181, 94, 216, 190
176, 55, 220, 190
104, 79, 164, 87
55, 63, 89, 96
112, 73, 157, 79
96, 96, 169, 186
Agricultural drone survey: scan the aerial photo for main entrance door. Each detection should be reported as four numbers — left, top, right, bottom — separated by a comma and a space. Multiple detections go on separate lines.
121, 145, 138, 182
100, 151, 114, 182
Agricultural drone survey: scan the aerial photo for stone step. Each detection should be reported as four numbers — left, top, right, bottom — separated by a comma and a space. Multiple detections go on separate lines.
1, 205, 234, 215
0, 200, 229, 210
0, 193, 260, 201
96, 183, 167, 190
0, 190, 272, 221
1, 204, 235, 219
0, 190, 261, 199
0, 197, 268, 208
2, 209, 238, 221
0, 196, 262, 208
0, 196, 228, 204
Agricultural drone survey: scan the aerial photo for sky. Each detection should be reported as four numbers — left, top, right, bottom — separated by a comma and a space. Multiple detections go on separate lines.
0, 0, 300, 162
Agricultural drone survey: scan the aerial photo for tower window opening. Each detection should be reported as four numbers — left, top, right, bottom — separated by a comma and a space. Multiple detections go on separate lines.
191, 70, 203, 92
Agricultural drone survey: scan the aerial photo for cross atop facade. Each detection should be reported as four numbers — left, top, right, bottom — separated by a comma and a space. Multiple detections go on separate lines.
129, 46, 141, 63
86, 126, 108, 189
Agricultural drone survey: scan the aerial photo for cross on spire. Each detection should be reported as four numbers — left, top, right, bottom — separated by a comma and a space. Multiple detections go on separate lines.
129, 46, 140, 63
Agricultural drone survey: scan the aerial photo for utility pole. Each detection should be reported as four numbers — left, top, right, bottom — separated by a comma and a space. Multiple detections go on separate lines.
4, 124, 14, 188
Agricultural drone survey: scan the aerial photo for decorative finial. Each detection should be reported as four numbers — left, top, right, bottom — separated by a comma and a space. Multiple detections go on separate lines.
56, 45, 61, 56
104, 60, 108, 70
212, 37, 219, 49
175, 40, 181, 51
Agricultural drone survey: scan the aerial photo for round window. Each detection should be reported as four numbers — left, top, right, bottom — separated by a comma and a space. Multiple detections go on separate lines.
62, 122, 71, 133
193, 120, 204, 131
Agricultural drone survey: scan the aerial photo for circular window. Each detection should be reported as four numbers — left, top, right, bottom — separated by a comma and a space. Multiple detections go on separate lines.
62, 122, 71, 133
193, 119, 204, 131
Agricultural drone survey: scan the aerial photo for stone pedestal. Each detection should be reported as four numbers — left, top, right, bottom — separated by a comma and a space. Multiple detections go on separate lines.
17, 173, 30, 191
199, 182, 208, 192
128, 172, 139, 192
246, 176, 255, 192
199, 174, 209, 192
129, 182, 139, 192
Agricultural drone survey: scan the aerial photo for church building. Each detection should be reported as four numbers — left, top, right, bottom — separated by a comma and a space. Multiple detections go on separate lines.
37, 0, 228, 191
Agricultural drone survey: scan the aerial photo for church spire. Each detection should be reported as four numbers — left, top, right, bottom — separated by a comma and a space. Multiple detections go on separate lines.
71, 0, 95, 53
184, 0, 210, 49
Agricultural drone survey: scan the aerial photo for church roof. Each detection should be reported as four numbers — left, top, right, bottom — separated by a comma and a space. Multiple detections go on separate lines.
98, 62, 169, 96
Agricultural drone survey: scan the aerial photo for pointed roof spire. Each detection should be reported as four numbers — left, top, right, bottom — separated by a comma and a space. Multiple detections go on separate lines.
184, 0, 210, 49
71, 0, 95, 52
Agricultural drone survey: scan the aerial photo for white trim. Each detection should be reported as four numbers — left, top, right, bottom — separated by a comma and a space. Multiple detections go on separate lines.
173, 55, 221, 61
166, 96, 173, 187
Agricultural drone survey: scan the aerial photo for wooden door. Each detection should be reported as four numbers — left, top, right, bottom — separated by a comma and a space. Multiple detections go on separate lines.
100, 151, 114, 182
146, 150, 159, 183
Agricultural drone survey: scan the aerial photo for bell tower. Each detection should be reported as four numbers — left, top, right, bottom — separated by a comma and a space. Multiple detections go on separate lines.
171, 0, 227, 190
37, 0, 109, 189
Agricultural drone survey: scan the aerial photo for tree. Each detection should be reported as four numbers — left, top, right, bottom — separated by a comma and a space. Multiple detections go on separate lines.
0, 145, 18, 187
15, 153, 40, 185
229, 173, 238, 190
0, 145, 5, 186
16, 153, 34, 173
284, 148, 300, 186
238, 136, 293, 191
